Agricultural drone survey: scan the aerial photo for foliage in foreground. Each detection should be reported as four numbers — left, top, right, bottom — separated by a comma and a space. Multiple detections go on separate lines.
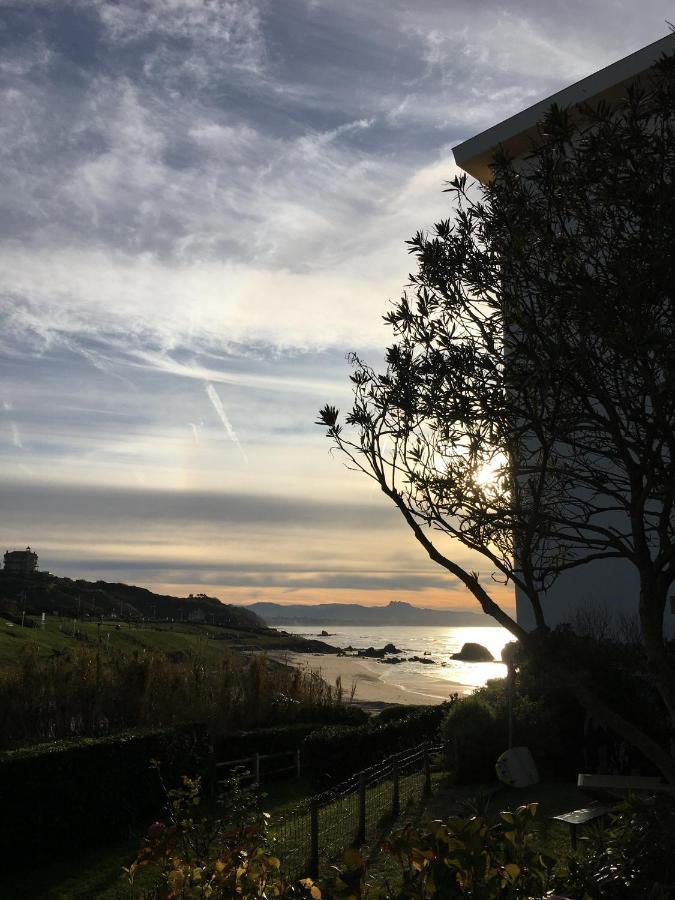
0, 644, 346, 750
124, 772, 675, 899
125, 771, 310, 899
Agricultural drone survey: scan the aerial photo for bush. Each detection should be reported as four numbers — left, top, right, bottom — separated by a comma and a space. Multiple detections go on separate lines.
440, 696, 504, 783
126, 771, 309, 899
376, 704, 429, 724
302, 702, 452, 789
129, 774, 560, 899
564, 793, 675, 898
0, 722, 211, 864
215, 722, 323, 767
330, 802, 558, 898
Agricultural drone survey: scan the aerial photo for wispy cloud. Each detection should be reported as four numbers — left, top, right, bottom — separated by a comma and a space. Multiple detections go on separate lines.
0, 0, 671, 606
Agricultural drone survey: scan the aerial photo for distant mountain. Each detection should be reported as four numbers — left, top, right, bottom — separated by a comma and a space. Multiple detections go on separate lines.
0, 570, 263, 629
246, 600, 492, 627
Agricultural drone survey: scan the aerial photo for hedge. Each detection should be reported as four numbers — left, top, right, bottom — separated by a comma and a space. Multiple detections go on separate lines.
301, 702, 453, 788
0, 722, 211, 863
215, 722, 323, 764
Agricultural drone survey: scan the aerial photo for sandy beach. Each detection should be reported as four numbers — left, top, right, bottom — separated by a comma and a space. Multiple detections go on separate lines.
274, 651, 475, 713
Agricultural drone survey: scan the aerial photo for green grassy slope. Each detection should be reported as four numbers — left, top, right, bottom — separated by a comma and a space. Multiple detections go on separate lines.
0, 615, 335, 667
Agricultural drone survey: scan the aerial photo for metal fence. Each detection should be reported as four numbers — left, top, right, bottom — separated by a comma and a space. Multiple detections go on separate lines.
272, 742, 444, 879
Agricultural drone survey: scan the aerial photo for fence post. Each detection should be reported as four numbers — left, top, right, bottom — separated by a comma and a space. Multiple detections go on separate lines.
356, 773, 367, 845
254, 752, 260, 786
423, 746, 432, 797
295, 749, 301, 779
392, 756, 400, 818
309, 796, 320, 878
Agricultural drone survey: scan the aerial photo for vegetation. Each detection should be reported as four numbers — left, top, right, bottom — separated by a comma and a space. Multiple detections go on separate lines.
119, 772, 675, 899
0, 642, 347, 750
301, 703, 453, 789
0, 723, 211, 866
0, 569, 263, 627
318, 53, 675, 782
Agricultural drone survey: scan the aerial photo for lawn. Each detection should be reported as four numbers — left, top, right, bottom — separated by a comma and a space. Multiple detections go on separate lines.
0, 615, 310, 667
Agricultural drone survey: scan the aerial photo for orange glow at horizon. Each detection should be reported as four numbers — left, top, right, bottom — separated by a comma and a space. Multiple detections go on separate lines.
143, 582, 517, 613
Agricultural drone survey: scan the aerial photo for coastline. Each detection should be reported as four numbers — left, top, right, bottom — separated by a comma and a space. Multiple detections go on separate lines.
272, 650, 476, 712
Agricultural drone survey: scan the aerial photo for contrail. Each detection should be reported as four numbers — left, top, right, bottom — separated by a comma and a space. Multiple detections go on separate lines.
205, 383, 248, 463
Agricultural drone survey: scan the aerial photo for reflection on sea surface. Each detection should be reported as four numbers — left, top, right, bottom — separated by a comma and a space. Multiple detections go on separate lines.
280, 624, 511, 695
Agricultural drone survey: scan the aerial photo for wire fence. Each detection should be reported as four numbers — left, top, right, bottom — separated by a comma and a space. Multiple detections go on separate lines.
272, 742, 444, 879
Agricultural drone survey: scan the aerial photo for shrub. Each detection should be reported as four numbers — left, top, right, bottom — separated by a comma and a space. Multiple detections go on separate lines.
563, 793, 675, 898
302, 702, 452, 788
326, 803, 559, 898
126, 771, 315, 900
0, 722, 211, 864
376, 704, 429, 724
440, 696, 503, 783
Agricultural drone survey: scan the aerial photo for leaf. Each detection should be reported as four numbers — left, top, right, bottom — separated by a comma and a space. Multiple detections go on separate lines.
342, 847, 363, 869
504, 863, 520, 882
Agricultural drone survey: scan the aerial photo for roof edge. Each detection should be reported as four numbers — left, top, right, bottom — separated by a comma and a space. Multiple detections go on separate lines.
453, 31, 675, 182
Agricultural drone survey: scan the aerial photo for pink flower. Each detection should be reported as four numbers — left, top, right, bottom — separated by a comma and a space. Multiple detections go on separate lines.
147, 821, 166, 839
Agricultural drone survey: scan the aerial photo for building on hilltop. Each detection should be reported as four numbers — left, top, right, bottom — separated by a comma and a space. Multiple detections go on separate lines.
3, 547, 38, 576
452, 32, 675, 638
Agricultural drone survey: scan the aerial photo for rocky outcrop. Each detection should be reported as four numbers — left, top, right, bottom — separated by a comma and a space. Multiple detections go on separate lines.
451, 642, 494, 662
357, 644, 402, 659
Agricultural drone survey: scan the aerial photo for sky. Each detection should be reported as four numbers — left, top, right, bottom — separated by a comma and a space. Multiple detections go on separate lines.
1, 1, 673, 612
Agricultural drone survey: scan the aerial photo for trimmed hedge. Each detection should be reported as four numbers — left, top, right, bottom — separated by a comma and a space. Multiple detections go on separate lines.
214, 705, 368, 762
301, 702, 453, 789
215, 722, 323, 763
0, 722, 211, 863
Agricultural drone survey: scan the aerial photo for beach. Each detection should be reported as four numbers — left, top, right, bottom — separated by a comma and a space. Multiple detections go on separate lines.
274, 650, 478, 714
271, 624, 510, 713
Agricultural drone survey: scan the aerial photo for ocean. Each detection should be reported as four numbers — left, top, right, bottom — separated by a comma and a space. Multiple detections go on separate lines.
280, 624, 512, 699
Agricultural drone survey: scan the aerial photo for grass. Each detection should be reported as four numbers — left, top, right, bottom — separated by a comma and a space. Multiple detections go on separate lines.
0, 616, 320, 668
422, 775, 597, 861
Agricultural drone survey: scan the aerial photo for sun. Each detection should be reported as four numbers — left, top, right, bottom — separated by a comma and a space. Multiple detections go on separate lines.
475, 452, 509, 493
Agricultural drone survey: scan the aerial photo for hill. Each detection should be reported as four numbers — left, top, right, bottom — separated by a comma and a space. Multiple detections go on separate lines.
247, 600, 492, 627
0, 570, 262, 629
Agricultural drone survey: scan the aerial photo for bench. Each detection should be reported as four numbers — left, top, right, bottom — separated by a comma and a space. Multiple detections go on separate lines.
577, 773, 674, 797
552, 774, 675, 849
552, 802, 615, 849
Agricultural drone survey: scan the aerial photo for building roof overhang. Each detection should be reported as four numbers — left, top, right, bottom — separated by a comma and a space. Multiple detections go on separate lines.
453, 31, 675, 184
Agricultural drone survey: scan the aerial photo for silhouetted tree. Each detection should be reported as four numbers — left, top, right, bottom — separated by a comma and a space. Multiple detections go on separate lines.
319, 54, 675, 782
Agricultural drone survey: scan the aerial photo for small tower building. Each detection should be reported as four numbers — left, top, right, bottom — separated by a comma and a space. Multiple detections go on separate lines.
3, 547, 38, 576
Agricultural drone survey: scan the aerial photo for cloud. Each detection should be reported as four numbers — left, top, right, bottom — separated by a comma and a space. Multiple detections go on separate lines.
1, 0, 672, 610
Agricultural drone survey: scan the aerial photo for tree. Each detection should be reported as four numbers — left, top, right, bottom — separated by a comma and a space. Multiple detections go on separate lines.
318, 54, 675, 783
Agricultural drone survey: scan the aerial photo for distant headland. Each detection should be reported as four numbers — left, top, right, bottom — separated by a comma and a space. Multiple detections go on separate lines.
246, 600, 492, 627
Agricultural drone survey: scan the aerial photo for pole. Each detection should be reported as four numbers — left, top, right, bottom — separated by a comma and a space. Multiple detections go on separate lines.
356, 773, 366, 845
309, 797, 320, 879
295, 749, 301, 779
392, 756, 400, 818
507, 660, 516, 749
423, 746, 432, 797
254, 752, 260, 786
